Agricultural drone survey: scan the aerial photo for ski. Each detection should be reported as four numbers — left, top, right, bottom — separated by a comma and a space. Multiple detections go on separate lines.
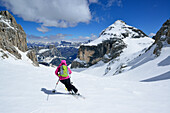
50, 90, 86, 99
70, 93, 86, 99
77, 94, 86, 99
52, 89, 56, 93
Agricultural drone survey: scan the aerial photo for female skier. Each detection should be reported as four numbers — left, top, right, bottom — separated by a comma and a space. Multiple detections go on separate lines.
55, 60, 78, 94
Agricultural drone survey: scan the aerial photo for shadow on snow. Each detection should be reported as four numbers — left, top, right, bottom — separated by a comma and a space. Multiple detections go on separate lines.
41, 88, 69, 95
141, 71, 170, 82
158, 56, 170, 66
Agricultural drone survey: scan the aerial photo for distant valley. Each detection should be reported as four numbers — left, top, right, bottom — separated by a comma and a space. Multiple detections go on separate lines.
27, 40, 91, 66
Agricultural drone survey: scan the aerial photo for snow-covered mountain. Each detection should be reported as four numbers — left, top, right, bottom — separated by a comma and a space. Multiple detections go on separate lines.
0, 20, 170, 113
0, 16, 170, 113
0, 10, 170, 113
85, 20, 148, 46
71, 20, 154, 73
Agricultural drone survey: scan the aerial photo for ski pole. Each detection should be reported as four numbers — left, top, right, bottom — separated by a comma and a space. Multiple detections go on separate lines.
52, 79, 60, 93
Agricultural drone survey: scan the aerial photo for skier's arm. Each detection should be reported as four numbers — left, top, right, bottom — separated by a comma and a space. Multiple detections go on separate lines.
55, 67, 59, 76
68, 67, 72, 74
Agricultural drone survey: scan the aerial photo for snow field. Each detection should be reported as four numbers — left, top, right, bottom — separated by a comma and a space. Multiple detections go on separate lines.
0, 56, 170, 113
0, 44, 170, 113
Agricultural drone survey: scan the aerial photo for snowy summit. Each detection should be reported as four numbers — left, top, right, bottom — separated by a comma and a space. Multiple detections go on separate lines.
85, 20, 148, 46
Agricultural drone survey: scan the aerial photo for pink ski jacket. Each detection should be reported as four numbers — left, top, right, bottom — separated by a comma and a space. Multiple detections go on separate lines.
55, 60, 72, 80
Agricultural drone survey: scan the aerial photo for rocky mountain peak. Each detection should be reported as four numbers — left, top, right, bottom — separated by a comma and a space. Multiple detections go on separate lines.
0, 11, 16, 23
153, 19, 170, 56
154, 19, 170, 44
0, 11, 23, 31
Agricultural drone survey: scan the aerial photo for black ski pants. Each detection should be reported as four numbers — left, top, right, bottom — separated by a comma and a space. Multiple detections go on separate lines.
60, 78, 78, 93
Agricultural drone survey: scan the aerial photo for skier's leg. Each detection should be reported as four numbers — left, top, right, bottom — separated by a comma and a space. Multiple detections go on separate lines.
67, 78, 78, 93
60, 79, 72, 91
60, 78, 78, 93
70, 84, 78, 94
60, 79, 70, 91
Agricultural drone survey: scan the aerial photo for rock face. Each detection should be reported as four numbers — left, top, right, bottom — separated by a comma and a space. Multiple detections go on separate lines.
71, 20, 150, 69
0, 11, 27, 52
27, 50, 39, 66
0, 11, 38, 66
57, 47, 78, 65
71, 38, 126, 68
153, 19, 170, 56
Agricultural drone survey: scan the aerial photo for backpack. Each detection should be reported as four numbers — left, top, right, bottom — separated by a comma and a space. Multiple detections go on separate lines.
59, 65, 69, 77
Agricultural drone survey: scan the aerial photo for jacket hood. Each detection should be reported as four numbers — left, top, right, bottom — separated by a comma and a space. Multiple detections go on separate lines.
59, 60, 67, 66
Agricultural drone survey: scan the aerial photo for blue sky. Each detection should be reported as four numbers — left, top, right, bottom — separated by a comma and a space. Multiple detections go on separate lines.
0, 0, 169, 42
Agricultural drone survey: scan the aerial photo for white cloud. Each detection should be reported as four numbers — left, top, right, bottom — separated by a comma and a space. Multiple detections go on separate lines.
94, 17, 100, 23
27, 33, 97, 42
27, 33, 72, 42
149, 33, 156, 37
1, 0, 91, 28
74, 33, 98, 42
107, 0, 115, 7
36, 26, 49, 33
117, 0, 122, 7
107, 0, 122, 7
89, 0, 98, 4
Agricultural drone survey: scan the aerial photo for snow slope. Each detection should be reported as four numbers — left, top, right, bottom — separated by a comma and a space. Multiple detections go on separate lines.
0, 47, 170, 113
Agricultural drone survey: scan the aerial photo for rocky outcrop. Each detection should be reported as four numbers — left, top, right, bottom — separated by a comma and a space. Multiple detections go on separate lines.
71, 38, 126, 68
0, 38, 22, 59
153, 19, 170, 56
0, 50, 8, 59
27, 50, 39, 66
0, 11, 38, 66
